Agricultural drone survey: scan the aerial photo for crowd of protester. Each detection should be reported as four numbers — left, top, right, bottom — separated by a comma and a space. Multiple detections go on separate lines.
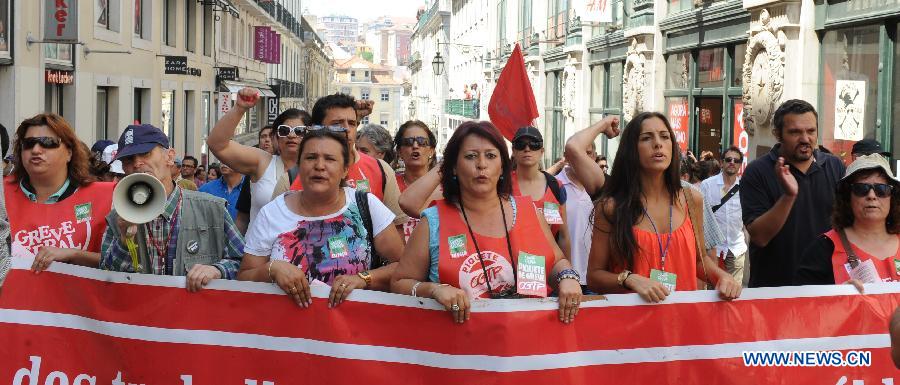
1, 92, 898, 326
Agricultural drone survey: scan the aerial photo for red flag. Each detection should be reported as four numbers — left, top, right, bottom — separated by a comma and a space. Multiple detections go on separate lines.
489, 43, 539, 141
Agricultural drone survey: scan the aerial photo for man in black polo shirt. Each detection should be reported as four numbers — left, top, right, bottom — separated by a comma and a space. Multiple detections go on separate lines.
740, 99, 846, 287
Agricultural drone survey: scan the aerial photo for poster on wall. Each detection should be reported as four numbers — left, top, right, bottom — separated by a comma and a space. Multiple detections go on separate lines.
218, 92, 232, 118
0, 0, 9, 58
580, 0, 613, 23
834, 79, 866, 141
733, 100, 748, 175
668, 99, 689, 153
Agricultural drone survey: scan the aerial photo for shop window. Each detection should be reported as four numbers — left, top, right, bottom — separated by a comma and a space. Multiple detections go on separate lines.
666, 52, 691, 89
161, 91, 175, 145
697, 47, 725, 88
590, 64, 605, 109
732, 43, 746, 88
666, 97, 690, 153
821, 26, 880, 162
607, 62, 623, 108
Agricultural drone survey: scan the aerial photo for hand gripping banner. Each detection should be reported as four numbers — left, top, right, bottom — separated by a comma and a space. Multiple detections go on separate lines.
1, 257, 899, 385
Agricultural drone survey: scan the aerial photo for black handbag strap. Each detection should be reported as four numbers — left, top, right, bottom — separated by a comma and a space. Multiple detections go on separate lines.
355, 190, 384, 269
712, 184, 740, 213
837, 228, 860, 268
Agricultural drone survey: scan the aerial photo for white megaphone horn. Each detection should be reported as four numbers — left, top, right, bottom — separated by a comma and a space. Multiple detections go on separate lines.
113, 173, 167, 224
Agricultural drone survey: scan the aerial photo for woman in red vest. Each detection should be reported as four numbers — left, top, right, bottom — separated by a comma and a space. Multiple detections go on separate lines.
392, 121, 582, 324
586, 112, 739, 303
509, 126, 571, 258
797, 154, 900, 288
5, 113, 114, 272
394, 120, 439, 243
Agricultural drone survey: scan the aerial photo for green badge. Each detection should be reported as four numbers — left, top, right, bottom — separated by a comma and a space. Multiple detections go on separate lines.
328, 236, 350, 259
894, 259, 900, 275
74, 203, 92, 223
516, 252, 547, 297
543, 202, 563, 224
356, 179, 371, 193
448, 234, 467, 259
650, 269, 677, 293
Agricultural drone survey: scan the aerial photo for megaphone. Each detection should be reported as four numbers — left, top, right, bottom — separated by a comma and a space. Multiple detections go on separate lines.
113, 173, 167, 224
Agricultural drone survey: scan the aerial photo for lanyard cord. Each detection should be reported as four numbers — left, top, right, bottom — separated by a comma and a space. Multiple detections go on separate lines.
642, 202, 673, 271
147, 193, 182, 275
459, 195, 515, 297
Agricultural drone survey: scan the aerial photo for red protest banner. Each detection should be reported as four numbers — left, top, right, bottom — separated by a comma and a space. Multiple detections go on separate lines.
488, 44, 539, 141
1, 258, 898, 385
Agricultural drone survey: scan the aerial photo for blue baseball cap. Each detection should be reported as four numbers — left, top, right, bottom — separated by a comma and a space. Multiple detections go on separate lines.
115, 124, 169, 160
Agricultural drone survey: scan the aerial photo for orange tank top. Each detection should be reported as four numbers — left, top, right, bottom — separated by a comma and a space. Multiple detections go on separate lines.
825, 230, 900, 283
612, 211, 700, 291
510, 171, 564, 237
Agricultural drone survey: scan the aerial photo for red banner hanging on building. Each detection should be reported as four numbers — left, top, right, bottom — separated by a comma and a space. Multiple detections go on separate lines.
254, 26, 269, 62
733, 100, 748, 174
1, 258, 899, 385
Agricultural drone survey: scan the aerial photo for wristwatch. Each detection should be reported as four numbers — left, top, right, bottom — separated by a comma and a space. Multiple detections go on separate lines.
357, 271, 372, 288
617, 270, 633, 287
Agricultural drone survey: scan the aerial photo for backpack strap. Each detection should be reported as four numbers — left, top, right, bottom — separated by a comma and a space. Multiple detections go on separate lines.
377, 158, 387, 193
541, 170, 564, 203
682, 187, 710, 286
837, 228, 860, 268
355, 190, 384, 269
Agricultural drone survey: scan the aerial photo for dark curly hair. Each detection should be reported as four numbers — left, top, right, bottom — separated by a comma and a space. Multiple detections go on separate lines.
12, 113, 96, 187
311, 94, 355, 126
833, 168, 900, 233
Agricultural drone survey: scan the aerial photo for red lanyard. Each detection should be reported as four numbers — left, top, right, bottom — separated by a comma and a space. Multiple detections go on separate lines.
147, 193, 182, 272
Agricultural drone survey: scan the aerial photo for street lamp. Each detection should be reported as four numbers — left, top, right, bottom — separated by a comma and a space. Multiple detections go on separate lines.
432, 52, 445, 76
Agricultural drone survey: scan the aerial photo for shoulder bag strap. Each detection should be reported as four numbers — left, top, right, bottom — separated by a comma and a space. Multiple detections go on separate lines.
355, 190, 383, 269
837, 228, 860, 268
711, 184, 740, 213
683, 187, 710, 285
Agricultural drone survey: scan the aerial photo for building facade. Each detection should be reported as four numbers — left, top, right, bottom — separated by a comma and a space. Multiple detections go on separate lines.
320, 15, 360, 55
333, 56, 406, 132
411, 0, 900, 169
409, 0, 451, 152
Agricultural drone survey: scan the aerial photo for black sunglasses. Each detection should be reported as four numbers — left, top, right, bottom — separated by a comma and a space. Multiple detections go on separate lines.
850, 183, 894, 198
513, 140, 543, 151
723, 157, 741, 164
400, 136, 431, 147
276, 125, 307, 138
22, 136, 61, 150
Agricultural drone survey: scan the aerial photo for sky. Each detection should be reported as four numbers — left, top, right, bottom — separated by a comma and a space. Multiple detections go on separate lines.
304, 0, 426, 22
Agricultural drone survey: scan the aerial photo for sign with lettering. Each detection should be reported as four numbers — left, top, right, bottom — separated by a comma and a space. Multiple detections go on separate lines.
217, 67, 239, 82
45, 69, 74, 85
164, 56, 188, 75
44, 0, 78, 43
267, 97, 280, 125
732, 100, 748, 175
668, 98, 689, 153
254, 26, 270, 62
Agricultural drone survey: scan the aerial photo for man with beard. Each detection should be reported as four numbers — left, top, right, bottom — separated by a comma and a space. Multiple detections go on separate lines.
100, 124, 243, 292
701, 146, 747, 284
740, 100, 845, 287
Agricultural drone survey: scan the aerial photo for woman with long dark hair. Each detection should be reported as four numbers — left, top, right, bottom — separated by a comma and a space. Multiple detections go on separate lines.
392, 121, 581, 323
586, 112, 740, 302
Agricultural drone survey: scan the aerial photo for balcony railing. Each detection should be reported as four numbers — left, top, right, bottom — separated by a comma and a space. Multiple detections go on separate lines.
445, 99, 479, 119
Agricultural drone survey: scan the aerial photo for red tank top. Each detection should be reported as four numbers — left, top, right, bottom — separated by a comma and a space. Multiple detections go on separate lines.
825, 230, 900, 283
611, 210, 700, 291
6, 179, 114, 258
437, 196, 555, 299
511, 171, 564, 236
291, 152, 385, 199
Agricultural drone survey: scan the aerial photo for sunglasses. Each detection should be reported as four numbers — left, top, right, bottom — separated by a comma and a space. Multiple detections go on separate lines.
400, 136, 431, 147
513, 140, 543, 151
276, 125, 307, 137
22, 136, 61, 150
723, 157, 741, 164
850, 183, 894, 198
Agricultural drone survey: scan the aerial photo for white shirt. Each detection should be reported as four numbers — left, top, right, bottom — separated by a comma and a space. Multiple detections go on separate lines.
557, 166, 593, 285
699, 173, 747, 256
248, 155, 281, 228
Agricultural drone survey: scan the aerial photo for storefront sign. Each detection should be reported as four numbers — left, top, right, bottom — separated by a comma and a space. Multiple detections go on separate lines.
164, 56, 188, 75
668, 99, 689, 153
217, 67, 239, 81
267, 97, 280, 125
45, 69, 74, 85
44, 0, 78, 43
834, 79, 866, 141
254, 26, 270, 62
218, 92, 232, 118
733, 100, 748, 175
581, 0, 613, 22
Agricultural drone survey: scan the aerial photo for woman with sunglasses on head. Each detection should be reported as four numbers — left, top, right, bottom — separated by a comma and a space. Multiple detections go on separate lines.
208, 87, 310, 229
797, 154, 900, 288
238, 128, 404, 308
393, 120, 439, 242
4, 113, 114, 272
586, 112, 740, 303
391, 121, 582, 324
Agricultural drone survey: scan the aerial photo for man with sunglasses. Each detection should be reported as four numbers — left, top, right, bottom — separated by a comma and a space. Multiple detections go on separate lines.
700, 146, 747, 284
740, 100, 846, 287
289, 93, 407, 227
100, 124, 244, 292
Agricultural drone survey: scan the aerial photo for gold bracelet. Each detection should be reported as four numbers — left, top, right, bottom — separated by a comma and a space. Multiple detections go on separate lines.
267, 260, 276, 283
